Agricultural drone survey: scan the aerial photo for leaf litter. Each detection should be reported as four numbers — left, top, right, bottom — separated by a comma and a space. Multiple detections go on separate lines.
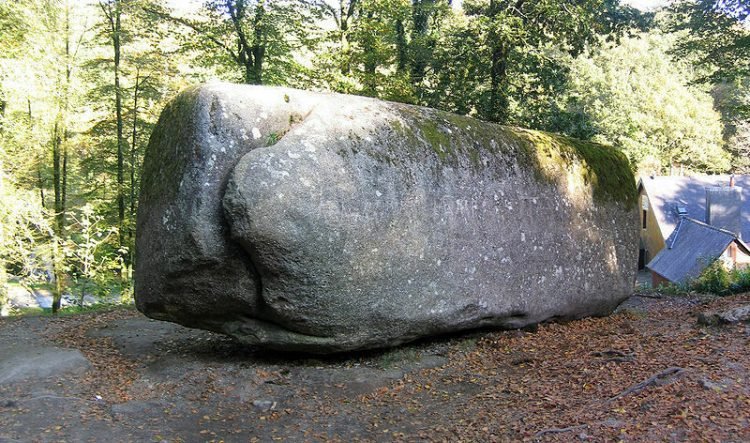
0, 293, 747, 441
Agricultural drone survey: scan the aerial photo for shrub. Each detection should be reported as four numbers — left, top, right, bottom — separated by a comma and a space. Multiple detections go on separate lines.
692, 260, 732, 295
729, 267, 750, 293
691, 259, 750, 295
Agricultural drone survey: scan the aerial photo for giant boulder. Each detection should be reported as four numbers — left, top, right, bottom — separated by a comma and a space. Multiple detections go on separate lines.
135, 83, 638, 353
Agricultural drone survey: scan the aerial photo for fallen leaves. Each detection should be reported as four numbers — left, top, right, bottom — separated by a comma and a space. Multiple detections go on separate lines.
44, 307, 140, 403
357, 293, 750, 442
2, 294, 749, 442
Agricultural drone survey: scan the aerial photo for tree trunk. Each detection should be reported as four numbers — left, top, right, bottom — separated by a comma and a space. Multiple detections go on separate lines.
51, 0, 75, 313
489, 42, 509, 123
339, 0, 354, 75
249, 2, 265, 85
114, 6, 125, 257
37, 167, 45, 208
0, 160, 7, 316
226, 0, 264, 85
51, 120, 64, 313
0, 258, 7, 317
62, 0, 70, 219
409, 0, 432, 85
101, 0, 127, 270
28, 99, 46, 208
362, 11, 377, 95
129, 70, 142, 271
487, 0, 510, 123
52, 123, 62, 234
395, 18, 407, 74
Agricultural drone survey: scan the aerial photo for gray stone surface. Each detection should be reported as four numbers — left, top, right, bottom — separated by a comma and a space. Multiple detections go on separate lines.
0, 345, 90, 384
136, 83, 639, 353
698, 304, 750, 325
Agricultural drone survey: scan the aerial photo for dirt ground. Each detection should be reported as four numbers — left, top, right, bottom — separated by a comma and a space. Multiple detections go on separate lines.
0, 292, 749, 442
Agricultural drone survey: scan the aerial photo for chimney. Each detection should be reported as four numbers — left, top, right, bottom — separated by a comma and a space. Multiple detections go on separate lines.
706, 185, 743, 239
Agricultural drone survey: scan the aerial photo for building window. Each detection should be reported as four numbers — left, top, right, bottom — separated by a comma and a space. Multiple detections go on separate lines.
642, 210, 647, 229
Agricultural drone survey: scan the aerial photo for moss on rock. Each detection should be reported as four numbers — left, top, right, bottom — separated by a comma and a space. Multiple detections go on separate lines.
383, 104, 636, 209
507, 128, 637, 209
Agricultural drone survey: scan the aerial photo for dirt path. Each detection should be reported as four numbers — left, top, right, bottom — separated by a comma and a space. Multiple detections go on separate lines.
1, 293, 749, 442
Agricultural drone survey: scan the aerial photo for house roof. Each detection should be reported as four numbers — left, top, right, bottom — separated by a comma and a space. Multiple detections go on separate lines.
646, 217, 750, 284
639, 175, 750, 242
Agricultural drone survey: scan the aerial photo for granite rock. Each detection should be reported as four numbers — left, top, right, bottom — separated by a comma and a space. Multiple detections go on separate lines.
136, 83, 638, 353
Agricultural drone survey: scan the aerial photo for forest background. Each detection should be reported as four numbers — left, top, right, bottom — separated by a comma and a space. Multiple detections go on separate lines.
0, 0, 748, 313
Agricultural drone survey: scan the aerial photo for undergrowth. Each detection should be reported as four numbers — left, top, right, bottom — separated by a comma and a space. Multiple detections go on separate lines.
652, 261, 750, 296
8, 302, 133, 318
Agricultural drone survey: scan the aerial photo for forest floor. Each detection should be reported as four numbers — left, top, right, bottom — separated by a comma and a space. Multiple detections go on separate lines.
0, 292, 749, 442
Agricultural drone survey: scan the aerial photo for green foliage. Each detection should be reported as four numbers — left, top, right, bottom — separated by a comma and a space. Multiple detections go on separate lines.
63, 204, 119, 307
460, 0, 605, 123
665, 1, 750, 173
711, 78, 750, 172
156, 0, 318, 86
561, 32, 730, 174
668, 0, 750, 84
691, 259, 750, 296
10, 302, 129, 318
0, 0, 33, 56
727, 119, 750, 173
599, 0, 656, 37
0, 167, 50, 315
692, 259, 732, 295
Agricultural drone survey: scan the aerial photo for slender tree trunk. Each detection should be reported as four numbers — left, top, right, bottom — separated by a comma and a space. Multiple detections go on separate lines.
101, 0, 127, 271
114, 7, 125, 256
51, 1, 74, 313
62, 1, 70, 218
489, 42, 509, 123
0, 259, 7, 317
51, 121, 64, 313
52, 124, 63, 232
485, 0, 518, 123
28, 99, 46, 208
409, 0, 432, 84
362, 11, 377, 95
128, 70, 142, 271
37, 168, 45, 208
339, 0, 354, 75
249, 2, 265, 84
395, 18, 407, 73
0, 160, 7, 316
51, 120, 66, 313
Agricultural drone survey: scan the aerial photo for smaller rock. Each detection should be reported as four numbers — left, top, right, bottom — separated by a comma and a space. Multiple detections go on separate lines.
251, 400, 277, 411
699, 378, 724, 392
697, 304, 750, 326
699, 377, 733, 392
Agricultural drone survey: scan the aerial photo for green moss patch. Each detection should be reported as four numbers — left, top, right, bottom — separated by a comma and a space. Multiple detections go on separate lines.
139, 86, 202, 204
507, 128, 637, 208
384, 105, 636, 208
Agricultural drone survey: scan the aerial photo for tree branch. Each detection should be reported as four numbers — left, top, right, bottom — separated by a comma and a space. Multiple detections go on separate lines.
226, 0, 252, 64
142, 6, 240, 64
534, 424, 588, 439
609, 367, 688, 402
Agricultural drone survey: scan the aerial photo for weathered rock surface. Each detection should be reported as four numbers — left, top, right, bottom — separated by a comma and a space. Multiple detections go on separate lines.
135, 83, 638, 353
0, 345, 90, 384
698, 304, 750, 326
